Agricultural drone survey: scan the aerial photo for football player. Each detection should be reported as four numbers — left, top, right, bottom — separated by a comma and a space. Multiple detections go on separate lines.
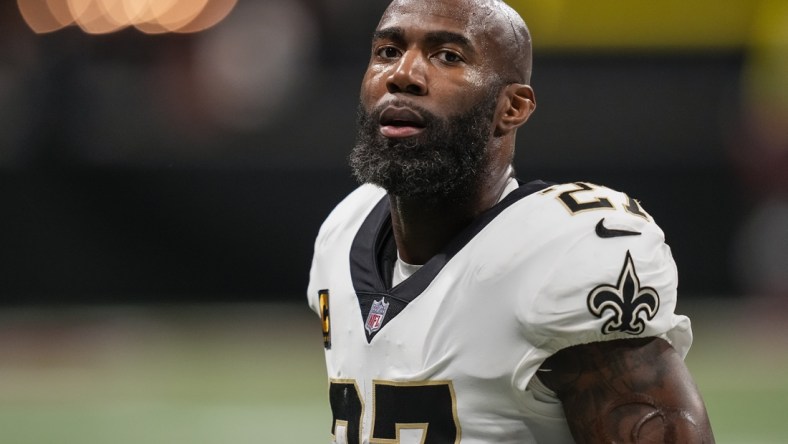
307, 0, 715, 442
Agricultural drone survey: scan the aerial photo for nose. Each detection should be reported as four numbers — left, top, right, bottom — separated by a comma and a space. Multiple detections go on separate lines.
386, 51, 427, 95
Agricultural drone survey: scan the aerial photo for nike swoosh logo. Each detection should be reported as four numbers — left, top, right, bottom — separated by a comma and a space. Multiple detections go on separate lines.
595, 218, 642, 238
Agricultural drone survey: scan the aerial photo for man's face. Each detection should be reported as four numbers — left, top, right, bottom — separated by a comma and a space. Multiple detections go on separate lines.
350, 0, 506, 200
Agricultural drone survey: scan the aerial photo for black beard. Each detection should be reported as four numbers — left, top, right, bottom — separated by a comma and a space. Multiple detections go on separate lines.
349, 92, 499, 201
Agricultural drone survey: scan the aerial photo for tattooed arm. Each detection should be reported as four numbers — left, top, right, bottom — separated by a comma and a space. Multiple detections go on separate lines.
538, 337, 715, 443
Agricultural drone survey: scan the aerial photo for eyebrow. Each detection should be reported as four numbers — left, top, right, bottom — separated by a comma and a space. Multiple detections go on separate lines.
372, 27, 475, 53
372, 27, 406, 45
424, 30, 473, 50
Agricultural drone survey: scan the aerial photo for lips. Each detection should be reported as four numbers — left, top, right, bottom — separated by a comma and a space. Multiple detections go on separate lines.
379, 106, 426, 138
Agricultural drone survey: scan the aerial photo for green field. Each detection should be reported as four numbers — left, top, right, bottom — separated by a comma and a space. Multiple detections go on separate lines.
0, 300, 785, 443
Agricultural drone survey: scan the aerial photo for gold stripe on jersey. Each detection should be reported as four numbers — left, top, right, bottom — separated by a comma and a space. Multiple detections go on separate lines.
319, 289, 331, 349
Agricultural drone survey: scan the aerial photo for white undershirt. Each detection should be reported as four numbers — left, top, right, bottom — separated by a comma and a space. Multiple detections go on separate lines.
392, 175, 519, 286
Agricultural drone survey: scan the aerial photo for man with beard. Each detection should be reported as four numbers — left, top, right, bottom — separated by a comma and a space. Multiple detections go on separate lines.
307, 0, 714, 442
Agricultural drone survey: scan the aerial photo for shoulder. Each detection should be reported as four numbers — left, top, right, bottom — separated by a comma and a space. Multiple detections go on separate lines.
326, 183, 387, 220
503, 181, 665, 249
500, 182, 689, 354
477, 181, 672, 290
514, 181, 655, 223
492, 181, 666, 259
314, 183, 386, 248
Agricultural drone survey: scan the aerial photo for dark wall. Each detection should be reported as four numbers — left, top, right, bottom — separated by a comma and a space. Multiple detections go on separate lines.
0, 52, 747, 304
0, 2, 754, 304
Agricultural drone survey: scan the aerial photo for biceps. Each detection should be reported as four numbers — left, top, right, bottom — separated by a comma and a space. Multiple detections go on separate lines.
582, 391, 709, 443
540, 337, 714, 443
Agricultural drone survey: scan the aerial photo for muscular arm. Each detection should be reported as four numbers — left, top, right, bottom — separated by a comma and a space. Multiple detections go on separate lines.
538, 337, 715, 443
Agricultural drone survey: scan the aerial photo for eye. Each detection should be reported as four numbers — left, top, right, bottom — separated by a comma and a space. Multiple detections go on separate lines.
376, 46, 401, 60
434, 49, 464, 64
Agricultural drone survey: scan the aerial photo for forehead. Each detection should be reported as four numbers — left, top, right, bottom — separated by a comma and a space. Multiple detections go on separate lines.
377, 0, 502, 43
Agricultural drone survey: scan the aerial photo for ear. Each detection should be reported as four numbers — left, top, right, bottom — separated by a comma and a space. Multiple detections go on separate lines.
495, 84, 536, 137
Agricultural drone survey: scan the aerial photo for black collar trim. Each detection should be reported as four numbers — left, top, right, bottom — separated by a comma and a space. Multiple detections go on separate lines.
350, 180, 552, 302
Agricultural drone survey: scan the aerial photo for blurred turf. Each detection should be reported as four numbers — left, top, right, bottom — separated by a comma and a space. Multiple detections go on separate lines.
680, 298, 788, 444
0, 300, 785, 443
0, 303, 331, 443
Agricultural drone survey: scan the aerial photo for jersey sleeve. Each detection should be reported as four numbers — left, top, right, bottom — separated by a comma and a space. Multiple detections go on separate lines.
516, 183, 693, 360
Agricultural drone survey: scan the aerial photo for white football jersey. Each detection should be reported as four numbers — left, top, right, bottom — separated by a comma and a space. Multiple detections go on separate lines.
307, 180, 693, 444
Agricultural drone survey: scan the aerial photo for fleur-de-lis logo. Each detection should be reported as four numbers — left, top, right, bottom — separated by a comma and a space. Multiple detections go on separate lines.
587, 251, 660, 335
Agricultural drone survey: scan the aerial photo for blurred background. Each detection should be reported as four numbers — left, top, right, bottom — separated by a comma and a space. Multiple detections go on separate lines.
0, 0, 786, 442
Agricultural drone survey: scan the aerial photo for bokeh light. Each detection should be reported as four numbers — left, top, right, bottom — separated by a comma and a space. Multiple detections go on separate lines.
17, 0, 236, 34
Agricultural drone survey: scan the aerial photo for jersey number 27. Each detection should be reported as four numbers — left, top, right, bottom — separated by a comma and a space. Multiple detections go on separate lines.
329, 379, 460, 443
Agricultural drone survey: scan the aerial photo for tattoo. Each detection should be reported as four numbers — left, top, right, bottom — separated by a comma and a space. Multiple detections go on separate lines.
592, 393, 703, 442
539, 337, 714, 443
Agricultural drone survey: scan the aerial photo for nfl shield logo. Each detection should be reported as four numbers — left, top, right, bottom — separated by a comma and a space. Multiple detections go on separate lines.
365, 298, 390, 335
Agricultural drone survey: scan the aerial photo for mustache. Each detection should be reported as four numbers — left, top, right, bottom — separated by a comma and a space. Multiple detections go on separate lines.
360, 100, 439, 127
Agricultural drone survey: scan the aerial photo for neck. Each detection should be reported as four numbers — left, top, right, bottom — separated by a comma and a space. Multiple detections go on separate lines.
389, 169, 512, 265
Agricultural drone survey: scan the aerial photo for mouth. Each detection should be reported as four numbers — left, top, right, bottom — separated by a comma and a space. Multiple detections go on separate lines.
379, 106, 426, 138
